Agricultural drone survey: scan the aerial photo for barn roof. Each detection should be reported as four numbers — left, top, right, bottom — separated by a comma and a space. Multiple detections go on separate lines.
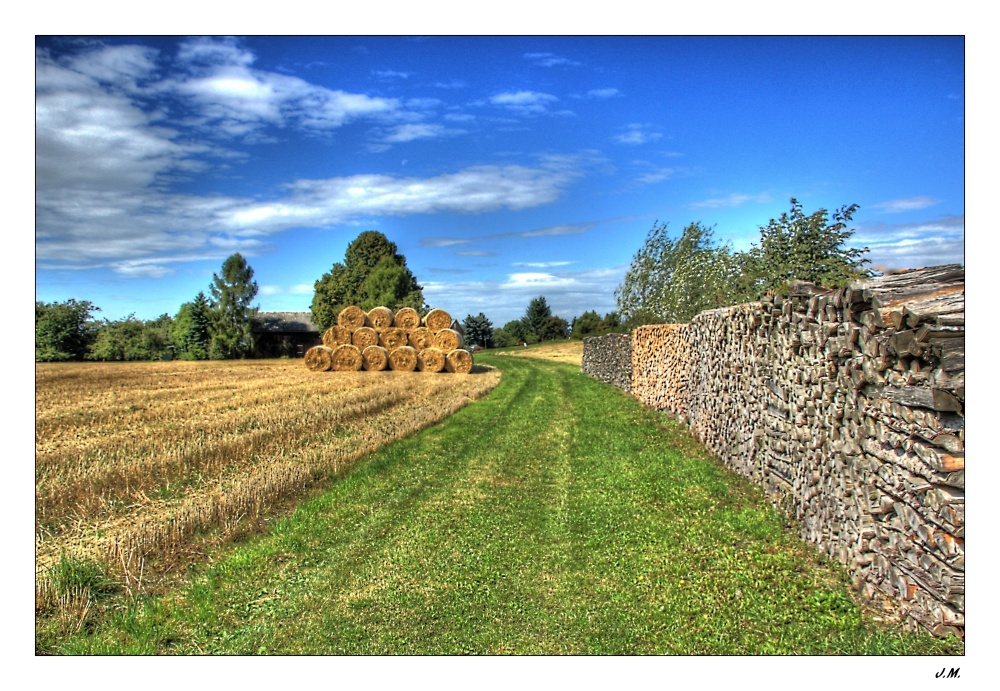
255, 311, 320, 333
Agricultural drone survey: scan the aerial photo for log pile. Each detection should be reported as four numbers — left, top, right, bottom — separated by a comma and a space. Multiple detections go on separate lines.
306, 306, 474, 374
581, 333, 632, 392
631, 324, 689, 419
581, 264, 965, 638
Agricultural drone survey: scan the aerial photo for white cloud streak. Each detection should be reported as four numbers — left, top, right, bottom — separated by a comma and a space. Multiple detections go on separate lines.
870, 196, 942, 213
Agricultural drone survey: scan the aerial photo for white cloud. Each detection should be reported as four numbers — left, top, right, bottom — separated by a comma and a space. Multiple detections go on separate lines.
854, 215, 964, 271
513, 261, 573, 268
490, 90, 559, 114
614, 123, 662, 145
380, 123, 464, 144
870, 196, 942, 213
523, 52, 581, 67
690, 192, 774, 209
585, 88, 621, 98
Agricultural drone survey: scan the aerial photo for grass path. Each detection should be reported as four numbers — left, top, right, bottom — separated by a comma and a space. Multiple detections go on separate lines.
42, 354, 962, 655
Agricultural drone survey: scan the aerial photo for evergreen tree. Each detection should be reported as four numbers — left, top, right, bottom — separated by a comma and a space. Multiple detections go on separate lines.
209, 253, 258, 359
521, 296, 553, 341
171, 292, 212, 360
462, 313, 494, 349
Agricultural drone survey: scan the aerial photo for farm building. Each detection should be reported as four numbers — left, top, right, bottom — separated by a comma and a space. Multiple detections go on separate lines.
254, 311, 321, 358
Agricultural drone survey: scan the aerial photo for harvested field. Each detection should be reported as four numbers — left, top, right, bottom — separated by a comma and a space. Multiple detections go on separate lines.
494, 340, 584, 366
35, 359, 500, 596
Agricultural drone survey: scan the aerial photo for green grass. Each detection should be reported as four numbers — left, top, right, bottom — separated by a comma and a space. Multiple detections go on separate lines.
37, 355, 964, 655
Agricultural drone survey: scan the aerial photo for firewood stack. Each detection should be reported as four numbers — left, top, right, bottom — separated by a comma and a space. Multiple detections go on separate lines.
630, 323, 690, 418
581, 333, 632, 392
581, 264, 965, 638
306, 306, 473, 374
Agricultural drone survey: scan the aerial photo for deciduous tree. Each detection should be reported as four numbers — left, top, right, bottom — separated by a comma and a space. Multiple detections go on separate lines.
35, 299, 100, 361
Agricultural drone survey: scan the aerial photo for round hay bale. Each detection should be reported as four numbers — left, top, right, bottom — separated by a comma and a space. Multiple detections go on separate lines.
304, 345, 334, 372
361, 345, 389, 371
378, 327, 408, 352
432, 328, 464, 353
331, 344, 363, 371
337, 305, 366, 331
322, 325, 353, 349
388, 345, 418, 372
408, 327, 434, 351
352, 326, 379, 349
445, 348, 474, 374
416, 347, 446, 373
393, 307, 421, 331
366, 306, 394, 331
423, 308, 452, 332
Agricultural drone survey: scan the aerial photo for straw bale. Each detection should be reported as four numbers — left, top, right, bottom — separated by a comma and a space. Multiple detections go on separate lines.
337, 305, 367, 331
379, 327, 408, 351
408, 327, 434, 351
388, 345, 418, 371
393, 307, 421, 331
432, 328, 465, 353
322, 325, 353, 349
352, 326, 379, 349
361, 345, 389, 371
416, 347, 446, 373
423, 308, 453, 332
304, 345, 334, 372
445, 349, 474, 374
331, 344, 363, 371
366, 306, 395, 331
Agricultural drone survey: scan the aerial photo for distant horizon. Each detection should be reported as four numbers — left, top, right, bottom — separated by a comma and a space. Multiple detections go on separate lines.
36, 36, 965, 328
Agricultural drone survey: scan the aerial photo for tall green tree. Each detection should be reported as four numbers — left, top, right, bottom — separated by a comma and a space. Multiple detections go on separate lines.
35, 299, 100, 362
171, 292, 213, 360
739, 198, 871, 297
311, 231, 426, 330
521, 296, 553, 341
88, 314, 173, 361
462, 313, 494, 349
209, 253, 258, 359
571, 310, 603, 339
615, 221, 738, 328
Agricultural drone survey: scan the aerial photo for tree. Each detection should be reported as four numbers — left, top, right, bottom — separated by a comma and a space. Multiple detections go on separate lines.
171, 292, 212, 360
539, 316, 569, 341
88, 314, 173, 361
209, 253, 258, 359
462, 313, 494, 349
35, 299, 100, 361
602, 311, 622, 333
311, 231, 426, 330
739, 198, 871, 297
502, 319, 531, 345
571, 310, 603, 339
615, 221, 739, 328
521, 296, 553, 341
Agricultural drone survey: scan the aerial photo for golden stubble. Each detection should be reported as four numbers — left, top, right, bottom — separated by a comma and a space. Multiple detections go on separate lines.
35, 359, 500, 593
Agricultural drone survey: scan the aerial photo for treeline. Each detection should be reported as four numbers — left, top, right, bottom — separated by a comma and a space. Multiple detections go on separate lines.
614, 199, 872, 329
36, 253, 260, 363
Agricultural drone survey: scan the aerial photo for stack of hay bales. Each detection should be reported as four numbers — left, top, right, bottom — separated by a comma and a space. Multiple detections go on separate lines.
305, 306, 474, 374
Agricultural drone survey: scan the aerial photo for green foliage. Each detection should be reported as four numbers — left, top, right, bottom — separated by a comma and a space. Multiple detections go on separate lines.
616, 221, 739, 328
171, 292, 212, 360
35, 299, 101, 362
47, 553, 118, 598
571, 310, 622, 338
741, 198, 872, 296
311, 231, 426, 330
615, 200, 872, 329
462, 313, 494, 349
492, 328, 516, 348
521, 296, 552, 339
209, 253, 258, 359
539, 315, 569, 341
501, 320, 530, 345
88, 314, 174, 361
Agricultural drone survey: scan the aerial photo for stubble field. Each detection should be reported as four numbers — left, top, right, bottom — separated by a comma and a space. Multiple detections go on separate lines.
35, 358, 500, 607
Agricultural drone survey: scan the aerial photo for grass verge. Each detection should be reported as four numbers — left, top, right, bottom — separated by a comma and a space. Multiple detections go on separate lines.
36, 354, 964, 655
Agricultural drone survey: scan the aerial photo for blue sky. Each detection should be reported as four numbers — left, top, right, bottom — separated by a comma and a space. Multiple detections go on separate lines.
35, 35, 965, 328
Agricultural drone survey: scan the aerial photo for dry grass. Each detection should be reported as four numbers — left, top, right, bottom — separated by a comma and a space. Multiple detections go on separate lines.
35, 359, 500, 596
495, 340, 584, 366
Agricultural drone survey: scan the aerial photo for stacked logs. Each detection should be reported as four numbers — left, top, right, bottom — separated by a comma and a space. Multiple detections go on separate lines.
305, 306, 474, 374
581, 264, 965, 638
581, 333, 633, 392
